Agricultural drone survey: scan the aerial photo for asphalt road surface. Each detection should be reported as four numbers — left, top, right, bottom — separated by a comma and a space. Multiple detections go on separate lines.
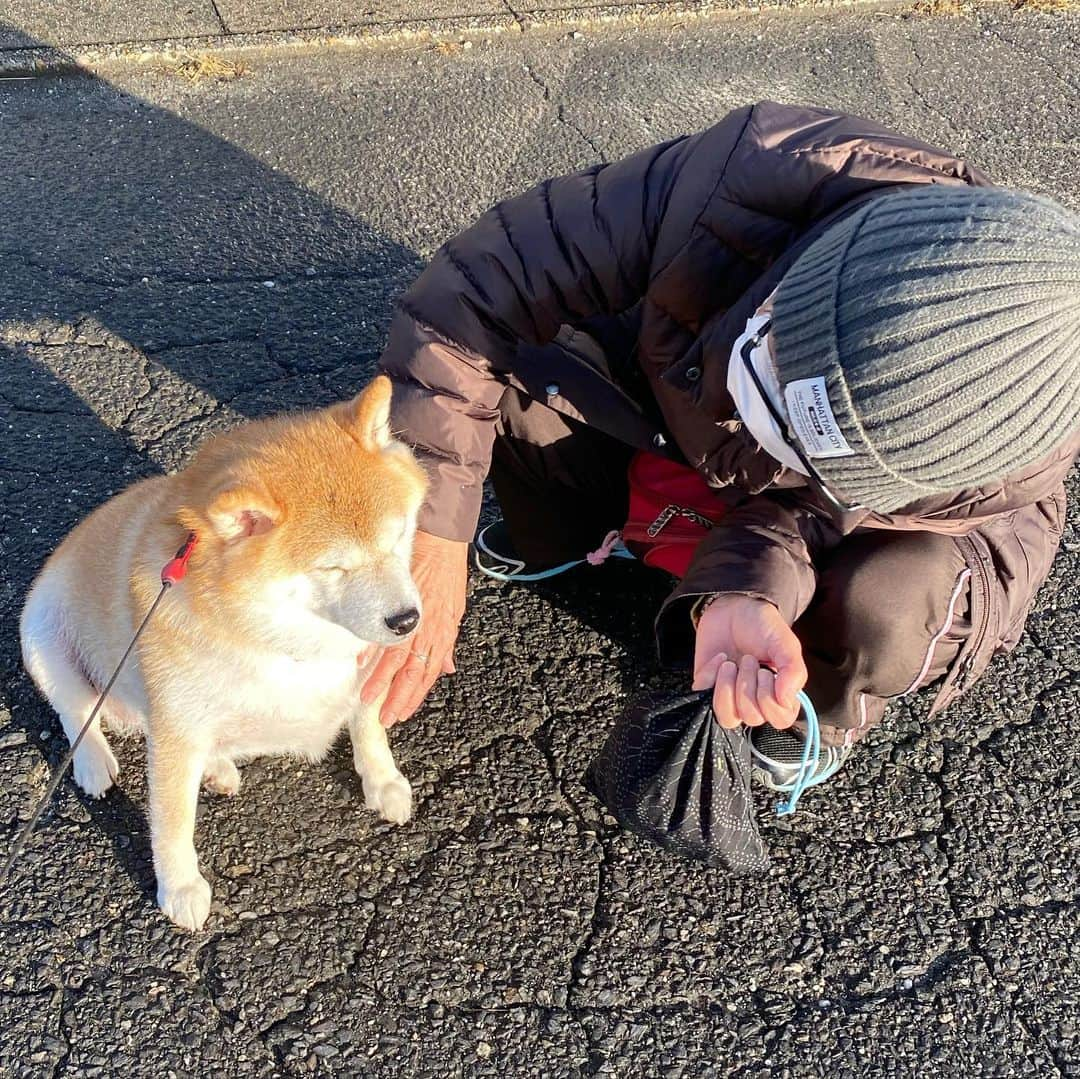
1, 5, 1078, 1076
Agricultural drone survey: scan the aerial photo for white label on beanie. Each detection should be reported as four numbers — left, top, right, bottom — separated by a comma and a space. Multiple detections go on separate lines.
784, 377, 855, 459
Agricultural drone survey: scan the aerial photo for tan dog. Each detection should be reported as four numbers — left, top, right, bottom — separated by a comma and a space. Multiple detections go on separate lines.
19, 377, 425, 930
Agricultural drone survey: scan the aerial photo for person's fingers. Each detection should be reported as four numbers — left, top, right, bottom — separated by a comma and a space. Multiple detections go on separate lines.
396, 654, 445, 723
735, 654, 766, 727
756, 668, 797, 729
771, 631, 809, 711
712, 659, 739, 728
378, 617, 462, 726
692, 659, 722, 693
380, 649, 432, 727
360, 645, 408, 707
692, 652, 728, 692
387, 629, 463, 725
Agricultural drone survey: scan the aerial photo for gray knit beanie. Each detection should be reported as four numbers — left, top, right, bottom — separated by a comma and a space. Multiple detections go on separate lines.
771, 185, 1080, 512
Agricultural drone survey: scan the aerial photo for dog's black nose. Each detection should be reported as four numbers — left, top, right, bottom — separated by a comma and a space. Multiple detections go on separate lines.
385, 607, 420, 636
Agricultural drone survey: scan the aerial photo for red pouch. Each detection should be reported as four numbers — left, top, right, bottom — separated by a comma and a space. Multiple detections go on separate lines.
621, 451, 729, 578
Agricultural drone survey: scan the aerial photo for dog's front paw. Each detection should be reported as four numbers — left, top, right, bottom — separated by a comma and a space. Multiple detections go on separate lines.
364, 772, 413, 825
73, 739, 120, 799
158, 874, 212, 931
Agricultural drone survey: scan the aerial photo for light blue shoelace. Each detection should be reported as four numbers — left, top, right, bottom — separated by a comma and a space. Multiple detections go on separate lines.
774, 689, 821, 818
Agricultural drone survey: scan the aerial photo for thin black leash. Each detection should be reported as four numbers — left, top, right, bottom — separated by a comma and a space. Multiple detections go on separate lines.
0, 533, 199, 888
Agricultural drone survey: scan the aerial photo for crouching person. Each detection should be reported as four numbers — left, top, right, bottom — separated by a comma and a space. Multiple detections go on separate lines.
361, 100, 1080, 798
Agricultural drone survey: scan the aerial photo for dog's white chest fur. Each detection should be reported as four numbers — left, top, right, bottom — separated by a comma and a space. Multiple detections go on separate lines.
207, 648, 363, 760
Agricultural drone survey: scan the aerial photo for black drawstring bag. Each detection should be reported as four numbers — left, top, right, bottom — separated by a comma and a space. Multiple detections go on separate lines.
585, 690, 769, 873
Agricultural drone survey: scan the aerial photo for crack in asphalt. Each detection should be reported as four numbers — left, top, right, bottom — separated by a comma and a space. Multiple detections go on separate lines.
249, 853, 445, 1068
48, 987, 73, 1079
966, 671, 1074, 762
927, 745, 1068, 1075
0, 399, 94, 418
0, 250, 122, 291
407, 732, 551, 815
523, 62, 607, 164
976, 922, 1066, 1077
208, 0, 230, 36
968, 915, 1070, 1079
499, 0, 528, 31
906, 40, 967, 145
526, 663, 611, 1025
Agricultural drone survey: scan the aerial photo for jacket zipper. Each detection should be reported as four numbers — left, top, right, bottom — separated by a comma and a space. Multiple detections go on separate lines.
953, 535, 994, 694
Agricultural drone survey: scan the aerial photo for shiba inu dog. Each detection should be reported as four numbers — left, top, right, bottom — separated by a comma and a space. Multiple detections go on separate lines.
19, 376, 425, 930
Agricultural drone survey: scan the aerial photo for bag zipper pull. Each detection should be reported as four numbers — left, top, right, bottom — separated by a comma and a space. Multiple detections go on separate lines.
677, 508, 715, 530
647, 504, 679, 538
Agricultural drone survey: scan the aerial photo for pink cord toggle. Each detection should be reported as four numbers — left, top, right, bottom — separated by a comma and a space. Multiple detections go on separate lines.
586, 530, 622, 566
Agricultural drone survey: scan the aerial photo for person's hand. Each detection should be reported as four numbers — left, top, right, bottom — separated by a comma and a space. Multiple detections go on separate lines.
691, 594, 807, 730
361, 531, 468, 728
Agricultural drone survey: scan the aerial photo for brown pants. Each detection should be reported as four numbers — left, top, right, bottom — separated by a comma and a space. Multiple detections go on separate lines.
490, 387, 1057, 745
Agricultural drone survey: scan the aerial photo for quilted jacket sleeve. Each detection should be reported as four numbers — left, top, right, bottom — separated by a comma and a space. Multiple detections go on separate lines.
379, 132, 704, 541
655, 492, 845, 665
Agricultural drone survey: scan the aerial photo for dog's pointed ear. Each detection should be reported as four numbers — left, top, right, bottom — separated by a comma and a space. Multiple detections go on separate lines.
206, 484, 280, 543
334, 376, 393, 451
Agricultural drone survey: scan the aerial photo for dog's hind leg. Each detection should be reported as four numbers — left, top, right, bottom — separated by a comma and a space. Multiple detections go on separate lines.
348, 698, 412, 825
202, 755, 241, 796
19, 583, 120, 798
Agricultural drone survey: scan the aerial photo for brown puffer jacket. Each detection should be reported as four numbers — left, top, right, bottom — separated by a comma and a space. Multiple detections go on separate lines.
380, 101, 1077, 712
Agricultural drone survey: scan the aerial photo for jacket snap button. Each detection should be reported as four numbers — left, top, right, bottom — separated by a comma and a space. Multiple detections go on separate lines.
685, 366, 702, 382
545, 382, 560, 397
653, 433, 667, 448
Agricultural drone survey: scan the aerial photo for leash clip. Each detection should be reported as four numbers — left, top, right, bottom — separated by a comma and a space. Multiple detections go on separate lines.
161, 532, 199, 586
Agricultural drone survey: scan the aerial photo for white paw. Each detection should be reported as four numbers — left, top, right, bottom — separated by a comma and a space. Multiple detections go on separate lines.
72, 740, 120, 799
158, 874, 212, 931
203, 758, 241, 797
364, 772, 413, 825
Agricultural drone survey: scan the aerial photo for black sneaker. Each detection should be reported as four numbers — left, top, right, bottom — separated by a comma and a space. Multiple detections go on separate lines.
473, 519, 632, 582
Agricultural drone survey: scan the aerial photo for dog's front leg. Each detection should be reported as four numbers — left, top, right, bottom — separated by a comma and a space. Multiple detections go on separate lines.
348, 695, 412, 825
147, 727, 212, 930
